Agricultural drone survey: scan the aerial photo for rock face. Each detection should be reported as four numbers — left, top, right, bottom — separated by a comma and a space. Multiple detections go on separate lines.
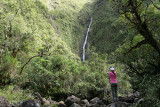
0, 96, 11, 107
65, 95, 81, 106
21, 99, 41, 107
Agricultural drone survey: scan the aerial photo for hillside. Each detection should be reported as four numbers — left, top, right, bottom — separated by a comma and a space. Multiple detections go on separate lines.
0, 0, 160, 106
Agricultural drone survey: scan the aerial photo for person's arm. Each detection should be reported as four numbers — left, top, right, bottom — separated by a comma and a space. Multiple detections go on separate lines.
106, 70, 109, 75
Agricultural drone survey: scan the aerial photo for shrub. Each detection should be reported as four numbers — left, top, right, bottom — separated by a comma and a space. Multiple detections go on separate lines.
0, 85, 33, 104
0, 50, 19, 86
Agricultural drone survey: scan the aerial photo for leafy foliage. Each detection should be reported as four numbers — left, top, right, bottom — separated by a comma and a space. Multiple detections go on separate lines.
0, 50, 19, 86
0, 0, 132, 103
91, 0, 160, 105
0, 85, 33, 103
21, 55, 108, 100
90, 0, 128, 53
0, 0, 91, 85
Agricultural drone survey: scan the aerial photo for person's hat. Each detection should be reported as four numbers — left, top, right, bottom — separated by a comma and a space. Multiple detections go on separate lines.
110, 67, 114, 71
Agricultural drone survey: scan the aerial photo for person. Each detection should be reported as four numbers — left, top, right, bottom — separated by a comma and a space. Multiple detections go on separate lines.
107, 67, 118, 102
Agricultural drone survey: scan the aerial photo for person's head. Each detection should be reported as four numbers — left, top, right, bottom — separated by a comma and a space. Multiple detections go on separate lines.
110, 67, 114, 71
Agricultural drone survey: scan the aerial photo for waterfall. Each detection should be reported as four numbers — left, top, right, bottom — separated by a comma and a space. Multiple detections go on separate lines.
82, 18, 92, 61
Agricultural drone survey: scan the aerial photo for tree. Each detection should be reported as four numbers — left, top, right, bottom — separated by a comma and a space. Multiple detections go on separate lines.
111, 0, 160, 104
112, 0, 160, 72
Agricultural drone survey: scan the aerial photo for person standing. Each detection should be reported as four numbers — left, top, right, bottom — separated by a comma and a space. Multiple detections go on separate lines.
107, 67, 118, 102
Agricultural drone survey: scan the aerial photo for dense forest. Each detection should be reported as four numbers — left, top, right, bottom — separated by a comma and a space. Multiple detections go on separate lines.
0, 0, 160, 106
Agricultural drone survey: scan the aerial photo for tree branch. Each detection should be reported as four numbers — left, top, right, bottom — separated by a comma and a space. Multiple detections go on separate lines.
10, 7, 20, 24
124, 13, 136, 24
150, 0, 160, 10
126, 63, 143, 76
124, 40, 148, 55
20, 46, 51, 74
20, 55, 40, 74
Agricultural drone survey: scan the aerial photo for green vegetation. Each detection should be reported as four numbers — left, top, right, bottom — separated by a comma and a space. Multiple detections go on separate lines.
1, 0, 126, 103
89, 0, 127, 54
0, 85, 33, 103
2, 0, 160, 106
0, 0, 97, 102
89, 0, 160, 106
0, 0, 90, 85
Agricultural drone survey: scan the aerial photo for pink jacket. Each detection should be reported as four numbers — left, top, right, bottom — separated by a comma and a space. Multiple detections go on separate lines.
108, 71, 117, 83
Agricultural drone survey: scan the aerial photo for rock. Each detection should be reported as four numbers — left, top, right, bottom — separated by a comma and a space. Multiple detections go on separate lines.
89, 103, 99, 107
12, 102, 23, 107
0, 96, 11, 107
102, 97, 109, 105
89, 103, 107, 107
90, 97, 103, 105
123, 102, 132, 106
90, 97, 100, 104
58, 101, 66, 107
70, 103, 80, 107
134, 91, 140, 98
134, 98, 139, 103
51, 101, 59, 105
42, 98, 50, 105
47, 97, 52, 103
81, 99, 90, 107
119, 96, 134, 103
21, 99, 41, 107
34, 92, 51, 105
34, 92, 43, 103
137, 98, 144, 104
120, 91, 140, 103
46, 97, 59, 105
108, 102, 128, 107
65, 95, 81, 106
89, 97, 106, 107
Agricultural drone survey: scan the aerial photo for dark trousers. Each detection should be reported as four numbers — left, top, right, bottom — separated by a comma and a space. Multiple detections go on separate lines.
111, 83, 118, 101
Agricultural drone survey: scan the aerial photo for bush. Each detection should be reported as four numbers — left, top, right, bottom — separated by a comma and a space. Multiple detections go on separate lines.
0, 50, 19, 86
0, 85, 33, 104
20, 54, 108, 100
19, 52, 131, 101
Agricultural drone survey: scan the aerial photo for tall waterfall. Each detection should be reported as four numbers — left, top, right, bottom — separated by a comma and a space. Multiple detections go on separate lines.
82, 18, 92, 61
